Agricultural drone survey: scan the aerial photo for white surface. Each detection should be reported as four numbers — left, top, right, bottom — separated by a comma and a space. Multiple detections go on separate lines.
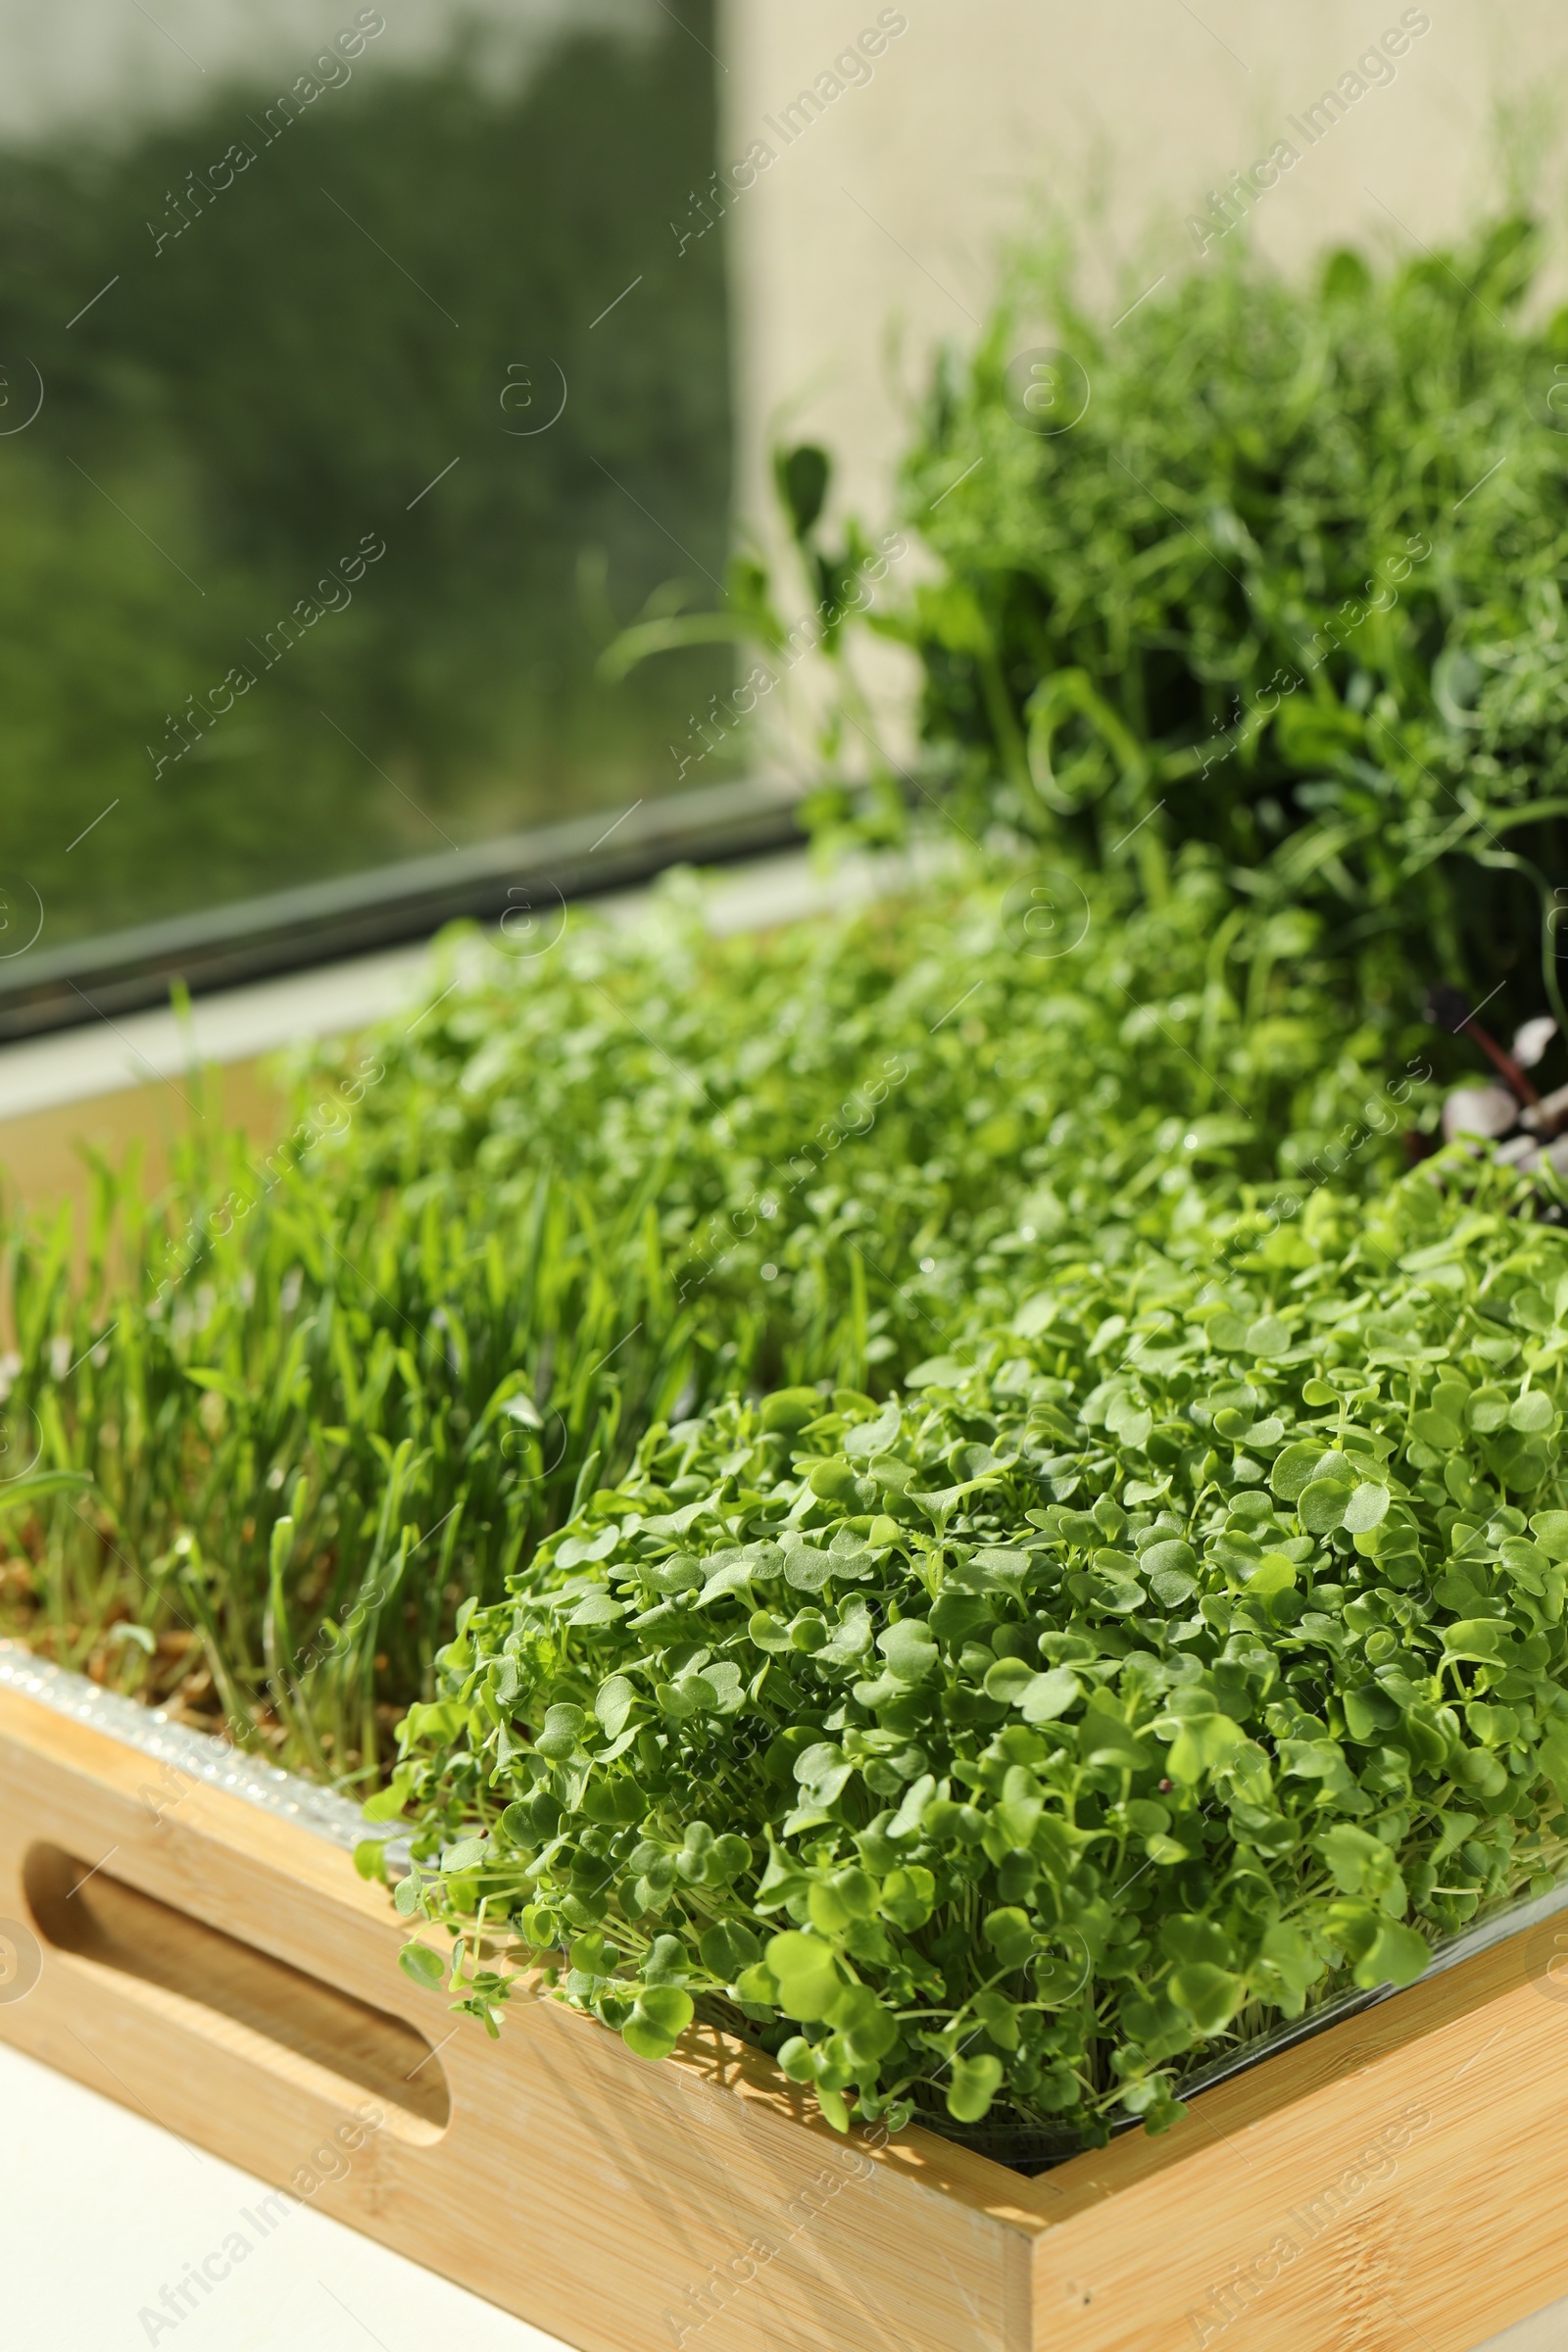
0, 2037, 564, 2351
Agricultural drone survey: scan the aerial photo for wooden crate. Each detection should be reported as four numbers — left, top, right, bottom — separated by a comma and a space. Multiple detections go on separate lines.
0, 1674, 1563, 2352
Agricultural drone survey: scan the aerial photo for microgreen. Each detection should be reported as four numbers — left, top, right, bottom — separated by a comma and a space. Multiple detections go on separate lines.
0, 846, 1416, 1780
389, 1152, 1568, 2160
838, 216, 1568, 1036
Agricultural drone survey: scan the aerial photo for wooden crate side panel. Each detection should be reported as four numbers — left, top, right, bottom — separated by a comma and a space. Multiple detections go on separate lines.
0, 1690, 1036, 2352
504, 1995, 1036, 2352
1027, 1915, 1568, 2352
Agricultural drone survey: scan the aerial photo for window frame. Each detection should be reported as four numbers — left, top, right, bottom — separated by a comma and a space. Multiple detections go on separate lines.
0, 777, 802, 1046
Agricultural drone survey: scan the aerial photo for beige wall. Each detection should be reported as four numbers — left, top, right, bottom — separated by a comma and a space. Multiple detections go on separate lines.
721, 0, 1568, 546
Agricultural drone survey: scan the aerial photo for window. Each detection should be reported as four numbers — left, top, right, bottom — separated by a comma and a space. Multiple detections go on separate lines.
0, 0, 741, 1023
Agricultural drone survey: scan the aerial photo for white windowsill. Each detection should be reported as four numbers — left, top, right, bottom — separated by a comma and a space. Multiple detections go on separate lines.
0, 842, 926, 1124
